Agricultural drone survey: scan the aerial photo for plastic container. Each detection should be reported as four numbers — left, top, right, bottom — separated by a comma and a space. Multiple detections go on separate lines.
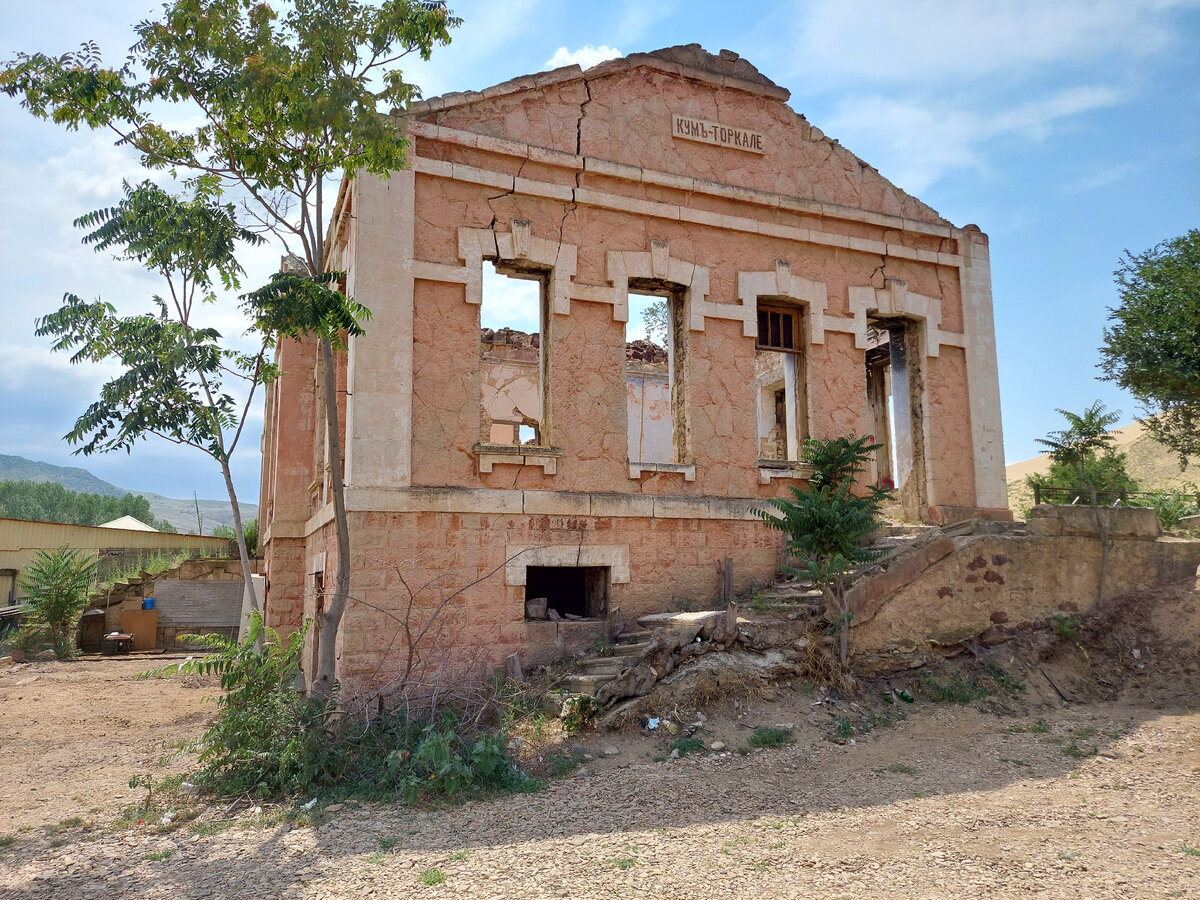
143, 597, 156, 610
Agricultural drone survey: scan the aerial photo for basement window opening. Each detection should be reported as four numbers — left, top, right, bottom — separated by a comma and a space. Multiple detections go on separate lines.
525, 566, 609, 620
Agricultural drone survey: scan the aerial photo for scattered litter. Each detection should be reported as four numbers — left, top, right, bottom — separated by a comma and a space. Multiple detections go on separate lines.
645, 717, 660, 730
302, 798, 318, 809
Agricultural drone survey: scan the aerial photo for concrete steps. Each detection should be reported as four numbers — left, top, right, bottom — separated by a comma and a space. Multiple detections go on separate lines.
554, 612, 724, 697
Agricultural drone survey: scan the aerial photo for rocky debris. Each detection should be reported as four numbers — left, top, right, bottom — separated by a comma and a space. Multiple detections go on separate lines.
34, 650, 57, 662
625, 338, 667, 366
480, 326, 539, 348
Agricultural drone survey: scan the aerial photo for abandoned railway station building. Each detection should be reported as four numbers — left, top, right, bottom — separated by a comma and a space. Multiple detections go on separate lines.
259, 46, 1009, 687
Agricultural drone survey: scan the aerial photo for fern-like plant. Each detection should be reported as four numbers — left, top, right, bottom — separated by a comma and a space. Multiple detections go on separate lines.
754, 436, 893, 666
18, 546, 98, 658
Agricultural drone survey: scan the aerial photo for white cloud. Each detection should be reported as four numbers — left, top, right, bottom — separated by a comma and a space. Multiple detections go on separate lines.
480, 265, 540, 333
825, 85, 1123, 193
544, 45, 623, 71
1062, 162, 1142, 194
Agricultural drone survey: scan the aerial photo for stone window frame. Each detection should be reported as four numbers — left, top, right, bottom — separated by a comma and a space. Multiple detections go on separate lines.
458, 221, 578, 475
607, 241, 707, 482
737, 261, 827, 483
504, 544, 631, 587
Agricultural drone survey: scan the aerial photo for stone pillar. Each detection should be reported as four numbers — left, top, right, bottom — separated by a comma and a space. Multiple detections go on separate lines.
345, 169, 417, 489
959, 227, 1008, 513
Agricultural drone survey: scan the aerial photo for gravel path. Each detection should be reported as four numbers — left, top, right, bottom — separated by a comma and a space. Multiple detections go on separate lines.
2, 702, 1197, 899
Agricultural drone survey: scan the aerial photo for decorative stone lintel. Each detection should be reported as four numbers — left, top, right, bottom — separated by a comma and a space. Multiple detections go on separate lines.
628, 461, 697, 482
757, 462, 815, 485
473, 443, 562, 475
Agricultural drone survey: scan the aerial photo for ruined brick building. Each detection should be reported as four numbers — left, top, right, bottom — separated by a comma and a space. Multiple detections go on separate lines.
258, 46, 1009, 687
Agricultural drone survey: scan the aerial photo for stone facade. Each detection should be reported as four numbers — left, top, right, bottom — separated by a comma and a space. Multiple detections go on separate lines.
258, 46, 1010, 690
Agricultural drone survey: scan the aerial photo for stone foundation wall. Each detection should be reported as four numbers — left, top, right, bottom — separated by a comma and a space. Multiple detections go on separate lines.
318, 506, 781, 692
850, 507, 1200, 669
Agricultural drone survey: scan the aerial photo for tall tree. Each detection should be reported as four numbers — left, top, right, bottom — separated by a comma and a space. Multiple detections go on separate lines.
3, 0, 460, 696
35, 179, 268, 606
0, 479, 175, 531
1099, 230, 1200, 466
1033, 401, 1121, 506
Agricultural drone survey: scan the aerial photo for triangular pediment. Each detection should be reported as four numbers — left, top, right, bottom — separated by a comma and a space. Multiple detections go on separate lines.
408, 45, 946, 225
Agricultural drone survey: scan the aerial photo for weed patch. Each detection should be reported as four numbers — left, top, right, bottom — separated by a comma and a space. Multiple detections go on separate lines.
886, 763, 917, 775
748, 726, 793, 748
144, 848, 177, 862
982, 662, 1026, 695
1062, 741, 1098, 760
668, 736, 705, 757
420, 868, 447, 885
919, 672, 989, 704
611, 857, 636, 870
1052, 613, 1083, 641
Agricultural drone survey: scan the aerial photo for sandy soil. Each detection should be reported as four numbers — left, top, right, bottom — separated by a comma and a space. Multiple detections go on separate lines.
0, 582, 1197, 899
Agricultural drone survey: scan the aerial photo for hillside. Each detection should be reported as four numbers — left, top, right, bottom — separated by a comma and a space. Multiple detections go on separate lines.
1006, 421, 1196, 516
0, 454, 256, 533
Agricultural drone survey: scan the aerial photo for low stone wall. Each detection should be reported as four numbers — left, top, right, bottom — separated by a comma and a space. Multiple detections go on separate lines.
95, 557, 254, 650
848, 506, 1200, 671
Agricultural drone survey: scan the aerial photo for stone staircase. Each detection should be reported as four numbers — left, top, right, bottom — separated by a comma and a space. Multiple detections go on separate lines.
557, 611, 727, 697
554, 522, 940, 698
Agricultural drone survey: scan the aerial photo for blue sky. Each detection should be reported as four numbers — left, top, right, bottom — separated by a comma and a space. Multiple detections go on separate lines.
1, 0, 1197, 503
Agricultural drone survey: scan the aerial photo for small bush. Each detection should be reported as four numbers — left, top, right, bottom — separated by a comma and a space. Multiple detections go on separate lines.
667, 736, 705, 757
18, 546, 98, 658
982, 662, 1026, 695
420, 868, 446, 885
748, 726, 792, 748
919, 672, 989, 704
147, 613, 536, 804
561, 695, 597, 733
833, 716, 854, 742
1062, 741, 1097, 760
1052, 613, 1083, 641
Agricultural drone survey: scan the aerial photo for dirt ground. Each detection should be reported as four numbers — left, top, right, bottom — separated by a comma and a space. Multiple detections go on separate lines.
1, 580, 1198, 899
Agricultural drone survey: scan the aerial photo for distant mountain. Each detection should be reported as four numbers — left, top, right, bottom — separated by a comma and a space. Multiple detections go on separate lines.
0, 453, 126, 497
0, 454, 256, 533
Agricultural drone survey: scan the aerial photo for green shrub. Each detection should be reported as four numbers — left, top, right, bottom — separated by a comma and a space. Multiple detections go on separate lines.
919, 672, 989, 704
561, 695, 598, 733
145, 613, 541, 804
667, 736, 705, 757
982, 662, 1026, 695
1051, 613, 1083, 641
754, 436, 892, 666
1131, 488, 1200, 529
18, 546, 98, 658
748, 726, 793, 748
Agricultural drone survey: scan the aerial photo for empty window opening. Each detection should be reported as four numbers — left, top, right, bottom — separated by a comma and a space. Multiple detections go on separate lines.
626, 287, 686, 464
755, 302, 808, 462
525, 566, 609, 619
480, 262, 547, 447
865, 317, 926, 510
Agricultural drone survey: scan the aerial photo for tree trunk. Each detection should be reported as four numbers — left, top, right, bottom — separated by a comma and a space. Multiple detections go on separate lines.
312, 335, 351, 698
219, 459, 258, 615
